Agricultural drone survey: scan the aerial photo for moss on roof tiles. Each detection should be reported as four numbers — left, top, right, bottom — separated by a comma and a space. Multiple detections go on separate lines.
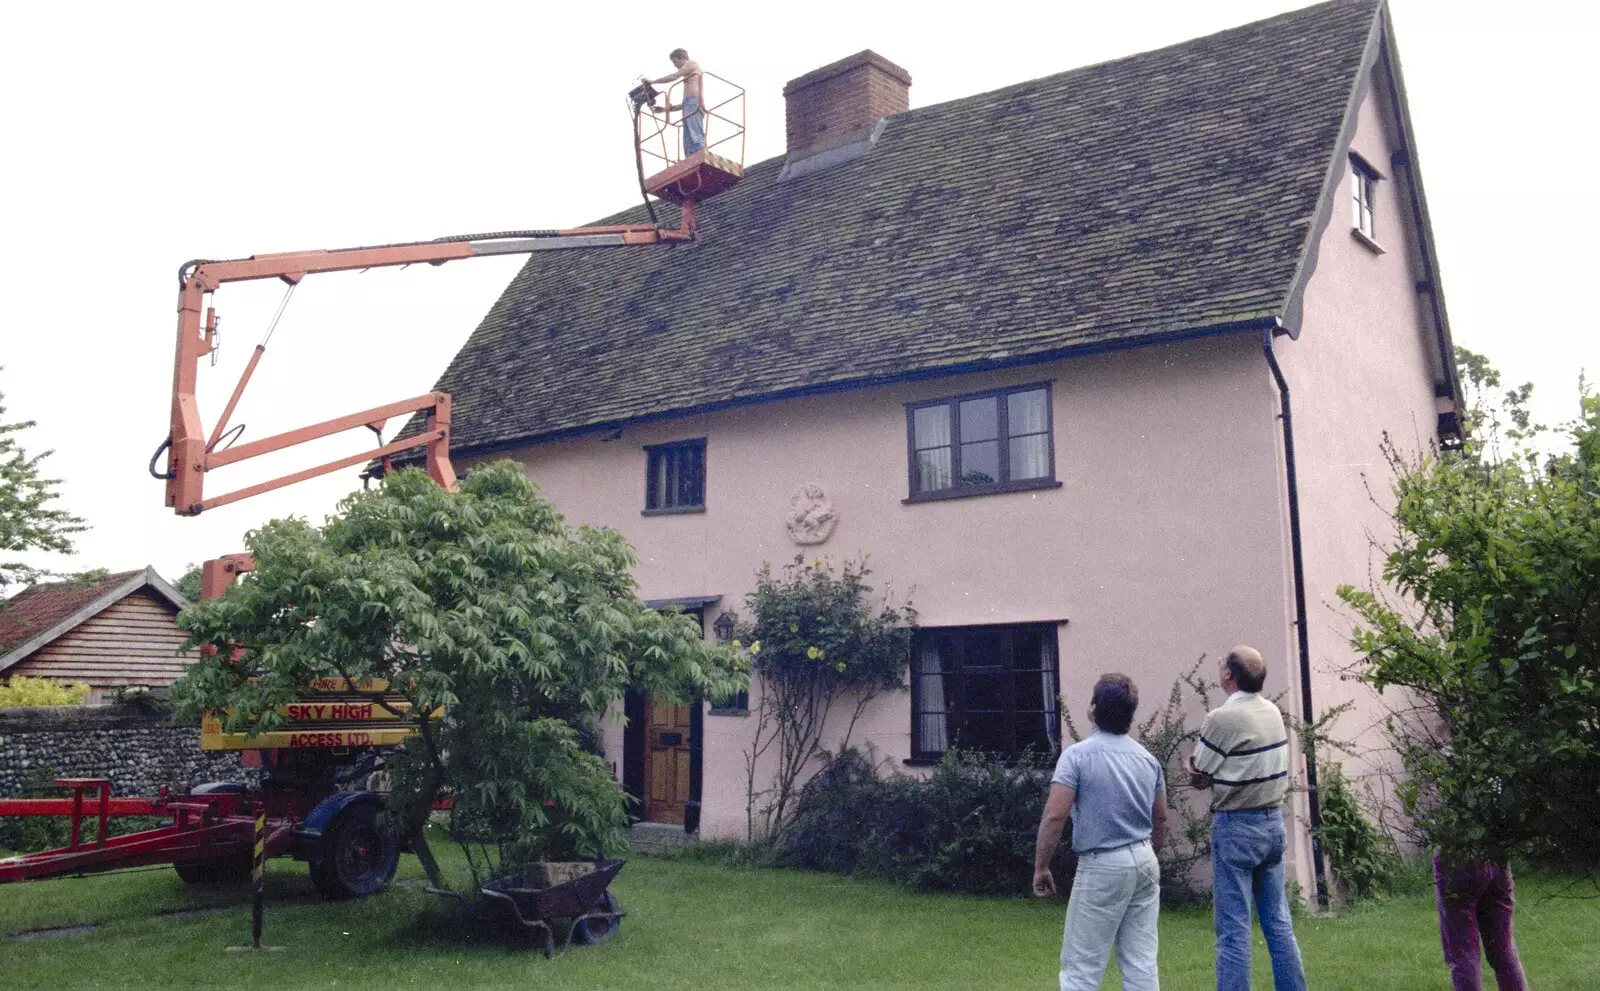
426, 0, 1380, 454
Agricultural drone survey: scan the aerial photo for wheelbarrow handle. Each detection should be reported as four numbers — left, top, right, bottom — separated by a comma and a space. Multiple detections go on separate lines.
480, 887, 557, 957
479, 887, 527, 924
424, 887, 479, 916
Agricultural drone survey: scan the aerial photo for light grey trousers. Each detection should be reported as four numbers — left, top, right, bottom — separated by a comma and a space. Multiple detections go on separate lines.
1059, 839, 1161, 991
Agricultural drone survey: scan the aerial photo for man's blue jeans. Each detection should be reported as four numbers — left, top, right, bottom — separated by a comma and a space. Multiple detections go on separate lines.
681, 95, 705, 156
1211, 808, 1306, 991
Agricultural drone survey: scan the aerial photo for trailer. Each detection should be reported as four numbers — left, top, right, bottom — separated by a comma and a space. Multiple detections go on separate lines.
0, 756, 399, 898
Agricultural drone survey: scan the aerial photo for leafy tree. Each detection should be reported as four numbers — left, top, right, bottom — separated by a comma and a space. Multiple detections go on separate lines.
735, 555, 914, 842
173, 462, 746, 887
1, 379, 87, 591
1338, 351, 1600, 865
174, 564, 202, 602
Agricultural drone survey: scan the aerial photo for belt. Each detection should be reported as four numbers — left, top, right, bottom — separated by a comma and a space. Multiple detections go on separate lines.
1080, 838, 1151, 855
1214, 805, 1281, 814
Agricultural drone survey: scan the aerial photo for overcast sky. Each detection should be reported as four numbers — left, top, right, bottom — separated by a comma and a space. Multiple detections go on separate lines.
2, 0, 1596, 587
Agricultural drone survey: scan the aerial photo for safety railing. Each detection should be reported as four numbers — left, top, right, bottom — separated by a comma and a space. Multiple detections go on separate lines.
635, 71, 745, 172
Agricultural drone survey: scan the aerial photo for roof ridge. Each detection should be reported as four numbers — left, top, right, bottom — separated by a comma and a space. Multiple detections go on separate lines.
584, 0, 1382, 231
891, 0, 1380, 121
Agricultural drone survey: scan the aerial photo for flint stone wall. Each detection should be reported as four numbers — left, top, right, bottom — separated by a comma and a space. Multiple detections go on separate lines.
0, 705, 246, 797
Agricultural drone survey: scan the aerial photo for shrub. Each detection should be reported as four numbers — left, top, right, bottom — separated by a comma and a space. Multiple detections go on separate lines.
1315, 762, 1402, 901
111, 685, 175, 717
0, 675, 90, 706
735, 555, 914, 843
1338, 356, 1600, 865
773, 748, 1075, 897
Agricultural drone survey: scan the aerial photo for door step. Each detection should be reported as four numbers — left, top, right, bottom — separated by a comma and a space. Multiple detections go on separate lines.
628, 821, 694, 855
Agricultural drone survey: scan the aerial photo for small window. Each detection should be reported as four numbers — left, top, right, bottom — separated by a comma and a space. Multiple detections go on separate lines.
644, 439, 706, 513
906, 383, 1056, 501
1350, 154, 1380, 242
911, 623, 1060, 760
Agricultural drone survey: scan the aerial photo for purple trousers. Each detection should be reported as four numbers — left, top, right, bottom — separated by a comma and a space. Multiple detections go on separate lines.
1433, 852, 1529, 991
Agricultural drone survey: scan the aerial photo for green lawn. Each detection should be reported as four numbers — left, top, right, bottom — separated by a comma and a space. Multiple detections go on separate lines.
1, 849, 1595, 989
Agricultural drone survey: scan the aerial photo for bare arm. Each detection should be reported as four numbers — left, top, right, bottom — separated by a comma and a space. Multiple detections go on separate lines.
1033, 784, 1075, 897
646, 65, 689, 85
1151, 790, 1168, 850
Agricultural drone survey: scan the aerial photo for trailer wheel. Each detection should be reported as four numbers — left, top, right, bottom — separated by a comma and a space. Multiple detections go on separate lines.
309, 801, 398, 899
174, 857, 251, 885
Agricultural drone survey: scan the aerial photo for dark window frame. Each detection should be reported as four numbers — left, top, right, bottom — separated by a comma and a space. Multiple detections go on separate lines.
643, 438, 707, 514
908, 622, 1062, 762
904, 381, 1060, 503
708, 688, 749, 716
1350, 153, 1380, 243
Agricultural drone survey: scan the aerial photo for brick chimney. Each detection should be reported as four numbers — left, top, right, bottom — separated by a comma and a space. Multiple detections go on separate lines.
782, 50, 911, 173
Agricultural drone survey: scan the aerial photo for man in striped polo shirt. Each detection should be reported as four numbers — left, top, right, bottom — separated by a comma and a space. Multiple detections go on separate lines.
1187, 646, 1307, 991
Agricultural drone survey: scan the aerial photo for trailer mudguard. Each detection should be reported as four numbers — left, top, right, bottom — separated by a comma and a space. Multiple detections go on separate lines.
293, 790, 383, 862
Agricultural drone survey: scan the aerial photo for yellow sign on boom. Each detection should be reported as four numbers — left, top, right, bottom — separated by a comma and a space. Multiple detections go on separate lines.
200, 678, 434, 751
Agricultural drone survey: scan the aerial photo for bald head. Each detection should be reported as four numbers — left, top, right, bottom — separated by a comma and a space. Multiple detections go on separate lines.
1223, 645, 1267, 693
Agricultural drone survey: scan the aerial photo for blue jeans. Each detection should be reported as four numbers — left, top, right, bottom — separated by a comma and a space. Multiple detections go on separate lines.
681, 95, 705, 156
1060, 840, 1160, 991
1211, 808, 1306, 991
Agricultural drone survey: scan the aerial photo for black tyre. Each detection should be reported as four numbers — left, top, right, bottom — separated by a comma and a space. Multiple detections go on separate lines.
308, 801, 399, 899
174, 856, 251, 885
574, 890, 622, 945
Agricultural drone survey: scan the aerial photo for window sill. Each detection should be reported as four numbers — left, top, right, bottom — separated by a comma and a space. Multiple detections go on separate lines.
1350, 228, 1386, 255
708, 708, 748, 717
641, 505, 706, 516
905, 754, 1056, 769
904, 478, 1062, 504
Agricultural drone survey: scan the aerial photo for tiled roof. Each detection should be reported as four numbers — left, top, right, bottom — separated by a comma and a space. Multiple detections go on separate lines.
428, 0, 1381, 454
0, 570, 144, 659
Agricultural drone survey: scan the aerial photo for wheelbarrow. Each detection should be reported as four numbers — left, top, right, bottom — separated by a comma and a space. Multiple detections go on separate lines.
426, 858, 626, 957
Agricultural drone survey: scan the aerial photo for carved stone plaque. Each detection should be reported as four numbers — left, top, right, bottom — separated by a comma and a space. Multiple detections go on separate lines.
785, 482, 837, 545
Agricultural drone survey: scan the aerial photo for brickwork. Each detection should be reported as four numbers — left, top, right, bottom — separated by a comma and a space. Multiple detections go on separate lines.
783, 50, 912, 161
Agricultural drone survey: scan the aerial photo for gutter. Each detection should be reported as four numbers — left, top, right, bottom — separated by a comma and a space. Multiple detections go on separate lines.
1261, 319, 1331, 909
382, 314, 1287, 474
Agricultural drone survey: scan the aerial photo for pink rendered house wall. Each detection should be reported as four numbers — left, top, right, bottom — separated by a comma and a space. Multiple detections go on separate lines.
1273, 66, 1452, 826
470, 59, 1450, 895
1273, 63, 1451, 879
484, 330, 1295, 842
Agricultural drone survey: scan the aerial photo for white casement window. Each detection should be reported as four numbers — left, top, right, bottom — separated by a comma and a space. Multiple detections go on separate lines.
906, 382, 1057, 502
1350, 154, 1380, 242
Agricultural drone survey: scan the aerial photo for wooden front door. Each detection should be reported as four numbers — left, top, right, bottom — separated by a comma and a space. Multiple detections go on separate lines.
641, 694, 694, 824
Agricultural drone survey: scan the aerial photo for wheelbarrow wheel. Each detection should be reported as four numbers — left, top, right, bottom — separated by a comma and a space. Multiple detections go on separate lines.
309, 801, 399, 899
574, 890, 622, 945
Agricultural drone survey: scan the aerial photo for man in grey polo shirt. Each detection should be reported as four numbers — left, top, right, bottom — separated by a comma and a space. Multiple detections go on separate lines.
1034, 673, 1168, 991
